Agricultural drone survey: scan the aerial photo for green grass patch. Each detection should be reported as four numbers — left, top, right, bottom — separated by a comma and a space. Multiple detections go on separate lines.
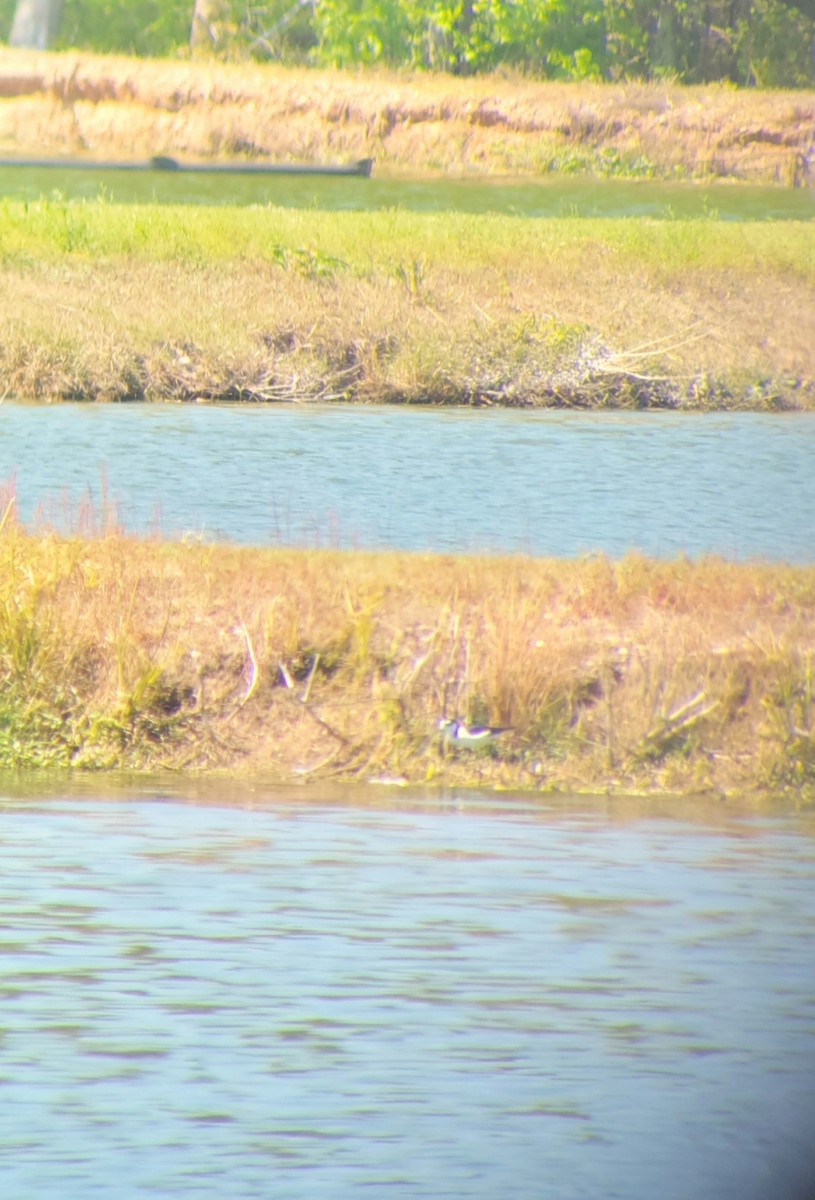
2, 198, 814, 283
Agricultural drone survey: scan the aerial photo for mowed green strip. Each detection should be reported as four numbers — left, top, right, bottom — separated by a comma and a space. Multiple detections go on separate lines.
2, 198, 814, 282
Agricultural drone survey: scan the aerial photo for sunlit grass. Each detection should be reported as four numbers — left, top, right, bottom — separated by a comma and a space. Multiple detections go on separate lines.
2, 199, 814, 282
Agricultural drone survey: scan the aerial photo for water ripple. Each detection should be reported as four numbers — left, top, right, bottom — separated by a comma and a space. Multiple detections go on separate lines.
1, 406, 814, 559
0, 792, 813, 1199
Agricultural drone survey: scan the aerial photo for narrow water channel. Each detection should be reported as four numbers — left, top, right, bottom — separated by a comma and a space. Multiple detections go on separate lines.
2, 404, 815, 560
2, 166, 814, 221
1, 786, 814, 1199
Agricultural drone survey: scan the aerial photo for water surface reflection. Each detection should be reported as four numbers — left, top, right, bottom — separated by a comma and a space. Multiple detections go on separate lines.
1, 785, 813, 1199
3, 405, 815, 560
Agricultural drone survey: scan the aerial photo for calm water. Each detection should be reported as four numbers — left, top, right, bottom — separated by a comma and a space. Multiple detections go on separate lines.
2, 166, 814, 221
1, 786, 814, 1199
1, 404, 814, 560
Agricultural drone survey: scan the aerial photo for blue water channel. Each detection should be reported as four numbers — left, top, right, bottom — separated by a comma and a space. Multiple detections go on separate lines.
1, 404, 813, 561
1, 786, 814, 1200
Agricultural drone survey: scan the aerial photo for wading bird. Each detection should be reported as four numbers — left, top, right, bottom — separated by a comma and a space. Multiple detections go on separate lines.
437, 718, 511, 748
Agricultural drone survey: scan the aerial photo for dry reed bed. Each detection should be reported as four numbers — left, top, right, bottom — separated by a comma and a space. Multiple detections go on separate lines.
1, 50, 814, 182
1, 515, 813, 800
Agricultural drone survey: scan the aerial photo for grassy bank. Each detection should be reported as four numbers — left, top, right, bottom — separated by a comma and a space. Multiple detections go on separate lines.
1, 51, 814, 184
1, 514, 813, 802
2, 199, 814, 408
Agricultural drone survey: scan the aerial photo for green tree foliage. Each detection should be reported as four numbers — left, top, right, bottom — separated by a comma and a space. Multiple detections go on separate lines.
310, 0, 608, 76
1, 0, 813, 85
0, 0, 191, 54
604, 0, 815, 85
733, 0, 815, 85
309, 0, 815, 83
58, 2, 190, 56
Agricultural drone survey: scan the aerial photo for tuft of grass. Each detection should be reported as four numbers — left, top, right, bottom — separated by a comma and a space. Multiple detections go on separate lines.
270, 243, 350, 281
757, 652, 815, 796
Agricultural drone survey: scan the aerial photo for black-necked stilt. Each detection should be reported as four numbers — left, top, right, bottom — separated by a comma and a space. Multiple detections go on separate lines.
437, 718, 511, 748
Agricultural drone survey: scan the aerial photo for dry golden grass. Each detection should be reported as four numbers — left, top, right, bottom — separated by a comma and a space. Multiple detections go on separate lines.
0, 49, 814, 182
1, 508, 813, 800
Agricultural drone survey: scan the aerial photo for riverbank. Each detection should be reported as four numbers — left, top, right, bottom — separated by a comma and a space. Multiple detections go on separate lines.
1, 50, 814, 184
1, 519, 812, 801
1, 52, 813, 409
2, 200, 814, 408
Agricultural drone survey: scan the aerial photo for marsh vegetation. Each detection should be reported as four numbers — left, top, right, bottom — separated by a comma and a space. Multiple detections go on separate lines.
0, 52, 812, 409
0, 54, 811, 796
